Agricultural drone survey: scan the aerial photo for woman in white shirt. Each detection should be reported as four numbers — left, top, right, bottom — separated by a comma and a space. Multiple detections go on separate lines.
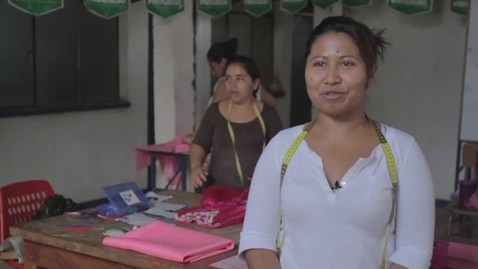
207, 38, 277, 107
239, 16, 435, 269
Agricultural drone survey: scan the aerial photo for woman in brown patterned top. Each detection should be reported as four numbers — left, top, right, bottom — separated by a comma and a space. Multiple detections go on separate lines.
191, 56, 283, 189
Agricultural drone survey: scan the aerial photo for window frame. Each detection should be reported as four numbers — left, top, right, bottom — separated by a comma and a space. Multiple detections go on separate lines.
0, 0, 130, 118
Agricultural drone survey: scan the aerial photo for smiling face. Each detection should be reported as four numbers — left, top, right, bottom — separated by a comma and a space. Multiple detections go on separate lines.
305, 31, 373, 118
225, 63, 260, 104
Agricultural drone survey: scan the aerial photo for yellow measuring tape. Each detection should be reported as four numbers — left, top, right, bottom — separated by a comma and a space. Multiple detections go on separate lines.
227, 100, 266, 187
277, 119, 398, 269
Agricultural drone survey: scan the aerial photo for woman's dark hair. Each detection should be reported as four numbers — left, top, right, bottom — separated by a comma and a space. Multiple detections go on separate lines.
207, 38, 239, 63
226, 55, 260, 81
305, 16, 390, 79
226, 55, 261, 96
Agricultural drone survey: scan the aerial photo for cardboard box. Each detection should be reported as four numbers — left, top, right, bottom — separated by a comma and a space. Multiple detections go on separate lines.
462, 143, 478, 167
0, 250, 16, 260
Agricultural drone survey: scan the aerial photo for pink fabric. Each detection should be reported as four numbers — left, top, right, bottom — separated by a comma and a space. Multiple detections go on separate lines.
447, 242, 478, 268
102, 221, 234, 263
201, 185, 249, 207
135, 134, 192, 190
175, 186, 249, 229
467, 192, 478, 210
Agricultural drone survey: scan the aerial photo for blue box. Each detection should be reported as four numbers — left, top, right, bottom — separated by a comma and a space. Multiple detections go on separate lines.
97, 182, 149, 216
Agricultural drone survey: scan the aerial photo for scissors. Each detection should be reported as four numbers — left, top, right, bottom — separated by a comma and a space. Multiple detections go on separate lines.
67, 226, 105, 232
66, 211, 99, 218
64, 218, 93, 228
66, 211, 105, 222
80, 211, 98, 218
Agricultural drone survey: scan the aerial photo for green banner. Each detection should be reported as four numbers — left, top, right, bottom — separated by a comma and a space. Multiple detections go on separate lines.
388, 0, 433, 15
146, 0, 185, 18
84, 0, 130, 19
451, 0, 468, 16
197, 0, 231, 18
280, 0, 307, 13
343, 0, 372, 8
313, 0, 339, 9
8, 0, 63, 16
244, 0, 272, 17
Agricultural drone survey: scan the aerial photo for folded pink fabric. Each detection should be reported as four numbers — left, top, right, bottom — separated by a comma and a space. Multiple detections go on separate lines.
102, 221, 235, 263
447, 242, 478, 268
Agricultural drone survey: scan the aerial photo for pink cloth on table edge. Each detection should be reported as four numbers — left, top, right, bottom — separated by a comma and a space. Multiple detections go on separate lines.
447, 242, 478, 268
135, 134, 192, 190
467, 193, 478, 210
135, 133, 191, 170
102, 221, 234, 263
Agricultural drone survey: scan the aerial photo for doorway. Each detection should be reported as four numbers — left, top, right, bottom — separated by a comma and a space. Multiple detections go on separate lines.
211, 2, 274, 96
290, 15, 313, 127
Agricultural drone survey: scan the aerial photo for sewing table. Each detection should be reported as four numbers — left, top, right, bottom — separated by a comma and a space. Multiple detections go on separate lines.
10, 190, 240, 269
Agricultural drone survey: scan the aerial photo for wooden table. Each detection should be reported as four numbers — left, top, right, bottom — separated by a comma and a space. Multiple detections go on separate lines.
10, 190, 241, 269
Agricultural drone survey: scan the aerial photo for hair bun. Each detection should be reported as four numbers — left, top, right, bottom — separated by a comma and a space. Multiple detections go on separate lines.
226, 38, 239, 54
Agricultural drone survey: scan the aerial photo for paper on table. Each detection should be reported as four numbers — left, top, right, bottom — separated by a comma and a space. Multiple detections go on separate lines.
448, 242, 478, 268
149, 201, 186, 212
145, 192, 172, 202
210, 255, 248, 269
143, 208, 177, 220
116, 213, 157, 226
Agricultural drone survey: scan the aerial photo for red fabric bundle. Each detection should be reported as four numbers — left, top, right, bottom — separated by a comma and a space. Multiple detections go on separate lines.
430, 240, 448, 269
175, 185, 249, 229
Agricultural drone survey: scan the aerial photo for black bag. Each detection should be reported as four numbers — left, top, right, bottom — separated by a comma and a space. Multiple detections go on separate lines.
33, 194, 80, 220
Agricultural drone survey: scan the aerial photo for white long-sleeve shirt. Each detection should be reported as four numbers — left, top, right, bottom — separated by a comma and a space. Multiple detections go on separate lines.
239, 124, 435, 269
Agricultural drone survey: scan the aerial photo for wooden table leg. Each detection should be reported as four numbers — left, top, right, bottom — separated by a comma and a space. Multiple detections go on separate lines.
181, 155, 188, 191
447, 213, 454, 235
149, 152, 156, 191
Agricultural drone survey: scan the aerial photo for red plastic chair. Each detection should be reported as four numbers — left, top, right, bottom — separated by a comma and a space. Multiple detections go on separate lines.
0, 179, 55, 268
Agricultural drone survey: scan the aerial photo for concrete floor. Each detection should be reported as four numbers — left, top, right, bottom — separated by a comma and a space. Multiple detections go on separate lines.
0, 208, 475, 268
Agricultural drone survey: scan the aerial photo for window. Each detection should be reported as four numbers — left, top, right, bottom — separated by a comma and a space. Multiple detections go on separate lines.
0, 0, 128, 117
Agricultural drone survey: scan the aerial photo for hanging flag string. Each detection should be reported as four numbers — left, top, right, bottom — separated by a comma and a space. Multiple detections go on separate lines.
8, 0, 64, 16
84, 0, 130, 19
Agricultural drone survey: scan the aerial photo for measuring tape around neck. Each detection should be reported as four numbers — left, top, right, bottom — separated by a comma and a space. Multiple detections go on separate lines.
276, 119, 398, 269
227, 100, 266, 187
